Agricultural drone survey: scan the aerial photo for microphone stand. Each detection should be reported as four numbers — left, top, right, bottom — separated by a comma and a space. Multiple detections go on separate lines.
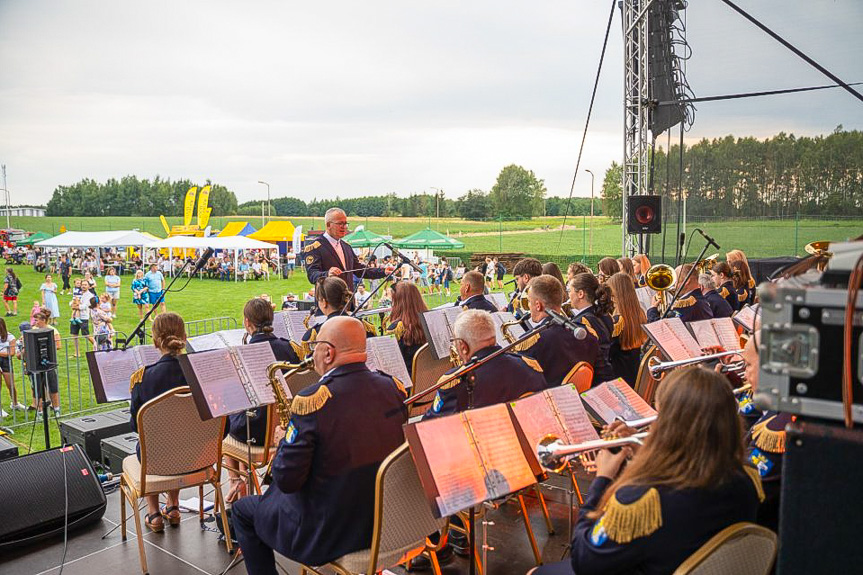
660, 232, 716, 320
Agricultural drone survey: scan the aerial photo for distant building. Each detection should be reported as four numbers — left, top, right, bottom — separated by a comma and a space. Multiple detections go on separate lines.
0, 207, 46, 217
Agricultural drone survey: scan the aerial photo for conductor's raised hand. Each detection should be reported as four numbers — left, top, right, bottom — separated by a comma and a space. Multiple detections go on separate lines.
328, 267, 342, 277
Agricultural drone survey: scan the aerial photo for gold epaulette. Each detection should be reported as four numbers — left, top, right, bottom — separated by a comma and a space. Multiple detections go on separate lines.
392, 376, 408, 397
719, 286, 730, 299
748, 278, 756, 289
751, 415, 786, 454
743, 466, 766, 503
289, 340, 305, 360
738, 291, 748, 302
612, 316, 625, 338
602, 487, 662, 544
437, 371, 462, 391
513, 332, 539, 352
290, 385, 332, 416
129, 366, 145, 392
673, 296, 696, 309
384, 320, 405, 340
579, 317, 598, 340
303, 241, 321, 253
520, 355, 543, 373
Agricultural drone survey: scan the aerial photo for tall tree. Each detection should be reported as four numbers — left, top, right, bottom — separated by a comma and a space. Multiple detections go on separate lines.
489, 164, 547, 219
601, 162, 623, 221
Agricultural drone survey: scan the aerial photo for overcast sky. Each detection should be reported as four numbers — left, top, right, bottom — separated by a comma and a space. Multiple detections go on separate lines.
1, 0, 860, 206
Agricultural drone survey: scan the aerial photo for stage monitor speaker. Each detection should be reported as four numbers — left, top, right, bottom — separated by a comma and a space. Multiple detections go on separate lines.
0, 444, 107, 545
627, 195, 662, 234
777, 422, 863, 573
23, 327, 57, 374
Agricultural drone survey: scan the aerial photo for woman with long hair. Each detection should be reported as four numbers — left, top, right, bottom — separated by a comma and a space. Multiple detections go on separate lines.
730, 260, 755, 307
129, 312, 188, 532
596, 257, 620, 284
542, 262, 566, 289
617, 257, 637, 287
632, 254, 651, 287
727, 249, 756, 300
710, 261, 739, 312
567, 273, 615, 384
606, 272, 648, 385
384, 281, 429, 372
533, 368, 763, 575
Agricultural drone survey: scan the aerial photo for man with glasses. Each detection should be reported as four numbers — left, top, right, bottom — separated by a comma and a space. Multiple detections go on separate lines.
304, 207, 387, 287
232, 317, 408, 574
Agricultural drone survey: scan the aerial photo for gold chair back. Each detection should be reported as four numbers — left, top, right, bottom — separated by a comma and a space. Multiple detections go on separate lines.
673, 522, 777, 575
563, 361, 595, 393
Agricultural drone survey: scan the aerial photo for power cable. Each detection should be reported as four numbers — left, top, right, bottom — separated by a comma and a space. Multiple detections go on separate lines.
655, 81, 863, 106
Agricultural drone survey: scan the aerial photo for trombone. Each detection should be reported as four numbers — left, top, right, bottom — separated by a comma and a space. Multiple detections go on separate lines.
647, 349, 743, 379
645, 264, 676, 316
537, 432, 649, 473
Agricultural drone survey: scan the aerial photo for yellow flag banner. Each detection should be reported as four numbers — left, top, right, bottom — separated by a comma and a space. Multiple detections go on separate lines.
159, 215, 171, 235
196, 185, 211, 229
183, 186, 198, 226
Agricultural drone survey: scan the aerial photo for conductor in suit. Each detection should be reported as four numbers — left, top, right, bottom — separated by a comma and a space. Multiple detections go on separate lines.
231, 317, 408, 574
304, 207, 387, 287
458, 271, 498, 312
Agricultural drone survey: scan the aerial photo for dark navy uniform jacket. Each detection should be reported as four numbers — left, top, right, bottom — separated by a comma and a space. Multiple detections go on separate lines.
717, 280, 740, 312
303, 236, 386, 286
572, 306, 616, 385
545, 470, 761, 575
647, 288, 713, 323
745, 409, 793, 531
460, 294, 498, 313
423, 345, 546, 418
301, 311, 376, 357
384, 319, 424, 373
703, 289, 734, 318
129, 353, 187, 458
227, 332, 300, 444
736, 282, 756, 308
252, 363, 408, 566
514, 315, 599, 388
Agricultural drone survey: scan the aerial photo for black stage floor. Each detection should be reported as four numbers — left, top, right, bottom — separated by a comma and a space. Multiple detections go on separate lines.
2, 472, 589, 575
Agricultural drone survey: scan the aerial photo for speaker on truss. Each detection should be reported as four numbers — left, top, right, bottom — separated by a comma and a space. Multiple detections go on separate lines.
648, 0, 689, 135
627, 195, 662, 234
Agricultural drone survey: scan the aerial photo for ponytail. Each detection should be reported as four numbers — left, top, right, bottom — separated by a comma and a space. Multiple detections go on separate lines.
594, 284, 614, 316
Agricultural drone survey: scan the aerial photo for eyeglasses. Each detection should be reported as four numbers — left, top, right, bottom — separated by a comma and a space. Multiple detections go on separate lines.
329, 221, 348, 227
309, 340, 334, 351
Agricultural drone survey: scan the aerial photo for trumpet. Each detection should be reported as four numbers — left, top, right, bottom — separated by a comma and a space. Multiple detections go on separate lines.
733, 383, 752, 396
647, 349, 742, 379
537, 432, 649, 473
645, 264, 677, 316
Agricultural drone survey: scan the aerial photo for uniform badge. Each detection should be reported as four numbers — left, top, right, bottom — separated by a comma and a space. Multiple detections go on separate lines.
749, 448, 773, 477
305, 255, 314, 265
738, 395, 756, 415
432, 392, 443, 413
285, 420, 298, 444
589, 516, 608, 547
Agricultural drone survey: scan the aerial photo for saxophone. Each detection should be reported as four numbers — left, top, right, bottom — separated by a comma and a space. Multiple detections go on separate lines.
262, 357, 315, 483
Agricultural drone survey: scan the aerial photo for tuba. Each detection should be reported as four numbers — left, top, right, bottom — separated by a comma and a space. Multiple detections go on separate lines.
645, 264, 677, 316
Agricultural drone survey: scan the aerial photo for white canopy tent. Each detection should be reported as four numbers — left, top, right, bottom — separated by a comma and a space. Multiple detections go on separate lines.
147, 235, 280, 281
35, 230, 157, 249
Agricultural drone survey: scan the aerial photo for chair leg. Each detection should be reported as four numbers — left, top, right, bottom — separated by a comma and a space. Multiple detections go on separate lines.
199, 485, 205, 525
569, 470, 584, 505
251, 464, 263, 496
429, 548, 442, 575
120, 481, 127, 541
517, 493, 543, 566
130, 496, 148, 575
213, 480, 234, 553
533, 485, 555, 535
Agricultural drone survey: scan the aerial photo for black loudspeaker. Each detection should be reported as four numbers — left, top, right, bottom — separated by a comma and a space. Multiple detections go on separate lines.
0, 444, 106, 545
627, 195, 662, 234
0, 435, 19, 461
23, 327, 57, 374
59, 408, 132, 463
777, 422, 863, 574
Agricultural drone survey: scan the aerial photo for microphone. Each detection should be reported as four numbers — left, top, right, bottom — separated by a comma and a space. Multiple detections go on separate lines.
384, 242, 422, 273
695, 229, 721, 250
193, 247, 215, 274
547, 309, 587, 340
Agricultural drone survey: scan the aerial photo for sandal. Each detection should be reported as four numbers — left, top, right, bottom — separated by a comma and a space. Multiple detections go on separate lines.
144, 512, 164, 533
160, 504, 181, 526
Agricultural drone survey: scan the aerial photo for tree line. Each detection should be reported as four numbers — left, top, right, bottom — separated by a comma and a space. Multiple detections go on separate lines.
45, 176, 238, 217
602, 127, 863, 220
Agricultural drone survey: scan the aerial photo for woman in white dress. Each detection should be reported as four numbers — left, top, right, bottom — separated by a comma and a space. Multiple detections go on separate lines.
40, 273, 60, 324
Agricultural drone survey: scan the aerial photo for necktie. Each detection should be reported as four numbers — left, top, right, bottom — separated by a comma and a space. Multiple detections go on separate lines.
333, 239, 346, 269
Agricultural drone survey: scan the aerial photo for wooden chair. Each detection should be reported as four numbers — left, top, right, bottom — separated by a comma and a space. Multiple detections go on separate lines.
119, 387, 232, 575
283, 367, 321, 397
221, 404, 278, 496
409, 343, 454, 418
634, 345, 661, 405
300, 443, 448, 575
562, 361, 595, 393
673, 522, 777, 575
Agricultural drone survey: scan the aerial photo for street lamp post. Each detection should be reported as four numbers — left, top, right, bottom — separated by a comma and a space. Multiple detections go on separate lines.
258, 180, 270, 224
1, 165, 9, 231
430, 187, 441, 219
585, 169, 595, 257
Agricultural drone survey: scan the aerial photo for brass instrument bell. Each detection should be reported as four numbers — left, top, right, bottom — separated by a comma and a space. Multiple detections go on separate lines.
645, 263, 677, 315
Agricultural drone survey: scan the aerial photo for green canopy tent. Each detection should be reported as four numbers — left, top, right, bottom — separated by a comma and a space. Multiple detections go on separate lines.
17, 231, 53, 246
343, 227, 387, 248
392, 227, 465, 250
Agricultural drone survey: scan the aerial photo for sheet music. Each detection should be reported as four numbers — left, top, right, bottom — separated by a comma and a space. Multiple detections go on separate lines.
271, 312, 291, 341
486, 292, 508, 310
421, 307, 463, 359
643, 318, 702, 361
366, 336, 413, 388
185, 349, 253, 417
547, 385, 601, 444
186, 329, 247, 352
636, 286, 656, 313
690, 318, 741, 351
466, 404, 537, 500
88, 345, 164, 402
509, 393, 567, 462
581, 378, 657, 425
234, 342, 278, 406
733, 304, 759, 333
689, 320, 721, 349
415, 415, 485, 518
491, 311, 525, 347
134, 345, 164, 367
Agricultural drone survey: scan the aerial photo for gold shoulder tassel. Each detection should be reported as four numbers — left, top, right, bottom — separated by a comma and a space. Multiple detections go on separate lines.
129, 366, 145, 391
290, 386, 333, 416
743, 466, 766, 502
612, 316, 624, 338
392, 376, 407, 397
579, 318, 598, 340
602, 487, 662, 544
751, 415, 786, 453
520, 355, 543, 373
513, 333, 539, 352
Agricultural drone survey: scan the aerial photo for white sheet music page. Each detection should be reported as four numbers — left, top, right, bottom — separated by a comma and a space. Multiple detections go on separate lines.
185, 349, 252, 417
643, 318, 699, 361
271, 312, 291, 341
234, 342, 278, 406
93, 349, 140, 401
422, 308, 456, 359
366, 336, 413, 388
491, 312, 525, 347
